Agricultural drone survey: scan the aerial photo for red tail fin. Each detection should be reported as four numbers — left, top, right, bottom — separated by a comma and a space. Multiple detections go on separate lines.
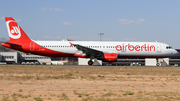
5, 17, 31, 43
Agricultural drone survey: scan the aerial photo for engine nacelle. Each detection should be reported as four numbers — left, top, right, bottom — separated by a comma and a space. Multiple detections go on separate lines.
103, 53, 117, 62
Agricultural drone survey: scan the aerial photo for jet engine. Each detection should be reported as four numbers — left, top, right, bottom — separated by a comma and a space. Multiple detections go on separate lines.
102, 53, 117, 62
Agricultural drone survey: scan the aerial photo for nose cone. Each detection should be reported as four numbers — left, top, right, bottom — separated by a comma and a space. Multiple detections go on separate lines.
173, 49, 179, 56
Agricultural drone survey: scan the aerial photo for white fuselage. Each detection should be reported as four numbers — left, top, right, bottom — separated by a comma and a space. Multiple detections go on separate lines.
34, 41, 178, 58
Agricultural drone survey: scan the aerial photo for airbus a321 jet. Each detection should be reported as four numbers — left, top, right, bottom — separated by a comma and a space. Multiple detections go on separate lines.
1, 17, 178, 65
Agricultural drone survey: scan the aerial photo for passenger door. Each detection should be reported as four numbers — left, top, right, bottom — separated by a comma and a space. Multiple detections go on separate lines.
30, 42, 35, 51
156, 43, 161, 52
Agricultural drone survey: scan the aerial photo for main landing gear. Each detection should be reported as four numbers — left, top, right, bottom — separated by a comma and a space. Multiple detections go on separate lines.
156, 63, 160, 66
88, 60, 93, 66
88, 55, 95, 66
156, 58, 160, 66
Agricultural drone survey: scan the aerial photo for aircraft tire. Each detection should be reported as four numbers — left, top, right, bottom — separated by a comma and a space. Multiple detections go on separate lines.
156, 63, 160, 66
88, 60, 93, 66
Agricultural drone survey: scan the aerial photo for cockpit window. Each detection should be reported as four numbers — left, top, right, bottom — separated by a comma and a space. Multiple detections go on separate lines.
166, 46, 173, 49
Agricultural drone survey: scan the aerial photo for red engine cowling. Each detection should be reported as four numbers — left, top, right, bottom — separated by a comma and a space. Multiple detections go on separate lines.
103, 53, 117, 62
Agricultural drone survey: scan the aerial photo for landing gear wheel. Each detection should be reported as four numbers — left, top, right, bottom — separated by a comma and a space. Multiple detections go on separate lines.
156, 63, 160, 66
88, 60, 93, 66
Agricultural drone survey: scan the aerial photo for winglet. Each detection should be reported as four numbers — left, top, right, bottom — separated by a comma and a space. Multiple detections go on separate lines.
69, 42, 74, 47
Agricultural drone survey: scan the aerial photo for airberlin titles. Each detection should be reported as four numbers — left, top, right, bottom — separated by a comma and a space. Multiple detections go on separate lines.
116, 43, 155, 51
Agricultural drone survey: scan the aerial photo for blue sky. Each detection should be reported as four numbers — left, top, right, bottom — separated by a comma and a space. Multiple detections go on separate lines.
0, 0, 180, 48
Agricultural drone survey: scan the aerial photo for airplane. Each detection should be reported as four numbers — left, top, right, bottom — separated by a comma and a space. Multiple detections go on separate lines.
1, 17, 178, 66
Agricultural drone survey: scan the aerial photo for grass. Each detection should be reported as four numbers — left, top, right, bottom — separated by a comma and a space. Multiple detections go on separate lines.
63, 72, 74, 79
60, 93, 69, 101
1, 65, 180, 81
102, 92, 116, 97
73, 90, 89, 97
82, 97, 126, 101
34, 97, 43, 101
11, 93, 30, 99
19, 89, 22, 92
1, 96, 9, 101
138, 91, 143, 94
123, 91, 135, 96
1, 65, 180, 101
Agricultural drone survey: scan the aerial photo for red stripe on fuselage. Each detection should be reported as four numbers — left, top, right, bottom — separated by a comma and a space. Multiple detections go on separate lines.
2, 41, 89, 58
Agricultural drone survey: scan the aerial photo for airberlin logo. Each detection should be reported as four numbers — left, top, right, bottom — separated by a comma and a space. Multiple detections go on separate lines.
11, 26, 20, 35
6, 20, 21, 39
116, 43, 155, 51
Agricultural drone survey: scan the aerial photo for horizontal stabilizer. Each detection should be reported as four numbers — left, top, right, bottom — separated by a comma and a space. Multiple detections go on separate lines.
3, 42, 22, 47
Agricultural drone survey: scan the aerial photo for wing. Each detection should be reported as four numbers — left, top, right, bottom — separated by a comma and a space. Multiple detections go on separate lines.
69, 42, 103, 56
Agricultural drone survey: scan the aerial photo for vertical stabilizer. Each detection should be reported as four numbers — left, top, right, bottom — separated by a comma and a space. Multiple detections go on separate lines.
5, 17, 31, 43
